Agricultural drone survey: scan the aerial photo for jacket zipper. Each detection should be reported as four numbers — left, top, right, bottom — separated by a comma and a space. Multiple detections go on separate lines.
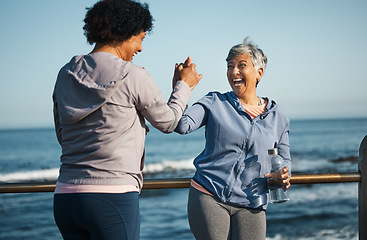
223, 118, 255, 201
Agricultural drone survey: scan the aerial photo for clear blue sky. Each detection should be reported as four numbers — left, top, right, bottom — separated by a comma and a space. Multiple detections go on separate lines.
0, 0, 366, 129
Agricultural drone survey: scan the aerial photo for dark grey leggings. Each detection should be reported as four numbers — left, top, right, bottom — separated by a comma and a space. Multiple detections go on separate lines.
54, 192, 140, 240
188, 187, 266, 240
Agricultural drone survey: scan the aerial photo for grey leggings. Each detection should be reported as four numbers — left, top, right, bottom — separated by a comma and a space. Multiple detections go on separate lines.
188, 187, 266, 240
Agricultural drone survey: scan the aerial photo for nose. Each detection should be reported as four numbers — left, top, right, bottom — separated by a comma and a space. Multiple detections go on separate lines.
230, 66, 240, 76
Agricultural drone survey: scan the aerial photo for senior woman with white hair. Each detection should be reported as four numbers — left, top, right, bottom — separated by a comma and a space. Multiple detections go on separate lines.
175, 37, 291, 240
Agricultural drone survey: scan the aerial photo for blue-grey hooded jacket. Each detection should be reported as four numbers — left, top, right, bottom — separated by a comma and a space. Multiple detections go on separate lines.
175, 91, 291, 210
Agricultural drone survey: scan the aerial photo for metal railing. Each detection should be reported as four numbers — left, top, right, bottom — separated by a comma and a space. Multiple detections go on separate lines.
0, 172, 362, 193
1, 134, 366, 239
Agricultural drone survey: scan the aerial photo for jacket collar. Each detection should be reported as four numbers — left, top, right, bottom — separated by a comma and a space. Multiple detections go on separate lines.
226, 91, 276, 118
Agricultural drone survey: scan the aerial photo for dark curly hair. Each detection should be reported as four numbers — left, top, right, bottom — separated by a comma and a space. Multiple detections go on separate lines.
83, 0, 154, 45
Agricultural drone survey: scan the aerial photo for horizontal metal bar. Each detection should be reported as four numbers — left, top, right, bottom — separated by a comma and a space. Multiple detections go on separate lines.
143, 178, 191, 189
290, 172, 361, 184
0, 182, 56, 193
0, 172, 361, 194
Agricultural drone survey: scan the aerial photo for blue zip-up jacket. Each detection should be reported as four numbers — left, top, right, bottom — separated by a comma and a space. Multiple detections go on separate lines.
175, 91, 291, 210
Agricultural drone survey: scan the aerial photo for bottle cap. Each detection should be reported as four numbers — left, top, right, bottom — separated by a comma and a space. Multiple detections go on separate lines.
268, 148, 278, 155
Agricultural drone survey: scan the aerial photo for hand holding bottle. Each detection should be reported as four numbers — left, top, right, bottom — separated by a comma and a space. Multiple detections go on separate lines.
265, 147, 290, 203
264, 166, 291, 189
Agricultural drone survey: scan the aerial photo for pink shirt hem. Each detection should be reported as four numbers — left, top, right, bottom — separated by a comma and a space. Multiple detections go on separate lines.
54, 181, 140, 194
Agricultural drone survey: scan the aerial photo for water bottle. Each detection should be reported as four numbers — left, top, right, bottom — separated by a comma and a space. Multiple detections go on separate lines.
268, 147, 289, 203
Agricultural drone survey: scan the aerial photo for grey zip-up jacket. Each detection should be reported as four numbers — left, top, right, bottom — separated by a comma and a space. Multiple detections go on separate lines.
53, 52, 191, 189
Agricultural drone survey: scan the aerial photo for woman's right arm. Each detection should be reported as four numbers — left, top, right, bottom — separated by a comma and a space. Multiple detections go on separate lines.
174, 103, 208, 135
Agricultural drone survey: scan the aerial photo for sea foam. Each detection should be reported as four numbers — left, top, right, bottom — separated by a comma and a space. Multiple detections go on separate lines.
0, 168, 59, 182
0, 159, 195, 182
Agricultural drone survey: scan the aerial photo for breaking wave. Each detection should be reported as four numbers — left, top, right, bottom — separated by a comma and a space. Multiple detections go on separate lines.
0, 158, 195, 183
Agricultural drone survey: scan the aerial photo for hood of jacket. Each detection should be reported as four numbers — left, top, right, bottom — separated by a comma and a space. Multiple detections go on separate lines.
227, 91, 278, 119
53, 52, 131, 125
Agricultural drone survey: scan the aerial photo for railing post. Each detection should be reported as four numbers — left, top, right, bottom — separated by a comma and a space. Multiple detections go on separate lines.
359, 135, 367, 240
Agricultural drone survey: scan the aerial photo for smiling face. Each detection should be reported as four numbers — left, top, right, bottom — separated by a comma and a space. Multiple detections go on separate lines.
120, 31, 146, 61
227, 54, 263, 99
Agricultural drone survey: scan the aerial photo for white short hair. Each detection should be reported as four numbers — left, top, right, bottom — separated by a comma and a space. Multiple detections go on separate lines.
226, 37, 267, 71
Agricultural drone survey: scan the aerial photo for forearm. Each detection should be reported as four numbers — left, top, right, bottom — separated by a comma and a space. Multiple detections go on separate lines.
53, 105, 63, 145
166, 81, 192, 131
174, 103, 207, 135
278, 122, 291, 173
142, 81, 191, 133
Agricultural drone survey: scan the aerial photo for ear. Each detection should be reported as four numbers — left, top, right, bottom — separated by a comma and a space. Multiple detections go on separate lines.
256, 67, 264, 80
256, 68, 264, 87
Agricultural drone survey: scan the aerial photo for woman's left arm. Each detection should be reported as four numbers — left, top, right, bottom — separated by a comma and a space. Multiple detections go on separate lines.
52, 98, 63, 145
278, 121, 291, 188
278, 121, 291, 171
265, 121, 291, 188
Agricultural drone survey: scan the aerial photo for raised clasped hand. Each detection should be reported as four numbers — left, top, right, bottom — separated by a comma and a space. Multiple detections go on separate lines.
264, 166, 291, 189
172, 56, 202, 91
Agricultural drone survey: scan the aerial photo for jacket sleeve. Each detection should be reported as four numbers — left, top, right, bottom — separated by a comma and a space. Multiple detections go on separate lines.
131, 66, 191, 133
174, 93, 214, 135
277, 121, 291, 174
52, 99, 63, 145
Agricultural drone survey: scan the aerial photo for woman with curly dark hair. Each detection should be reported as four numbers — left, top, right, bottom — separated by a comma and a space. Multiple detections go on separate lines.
52, 0, 202, 239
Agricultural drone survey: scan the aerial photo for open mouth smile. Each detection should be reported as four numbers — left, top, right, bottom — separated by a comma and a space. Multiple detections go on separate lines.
233, 78, 245, 87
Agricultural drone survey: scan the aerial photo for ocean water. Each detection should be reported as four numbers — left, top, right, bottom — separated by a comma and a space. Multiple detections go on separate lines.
0, 118, 366, 240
